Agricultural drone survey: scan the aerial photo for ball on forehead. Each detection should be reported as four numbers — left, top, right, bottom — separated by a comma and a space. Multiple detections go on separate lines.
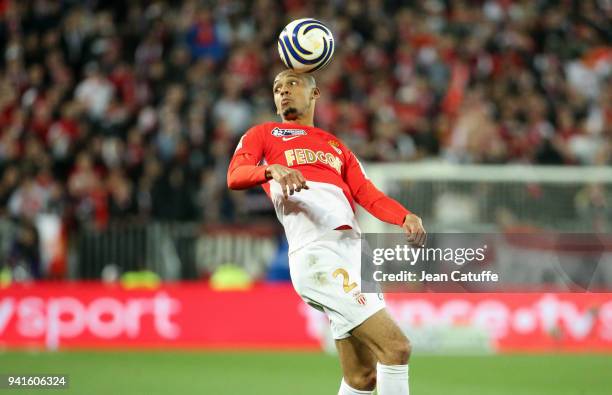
277, 18, 335, 74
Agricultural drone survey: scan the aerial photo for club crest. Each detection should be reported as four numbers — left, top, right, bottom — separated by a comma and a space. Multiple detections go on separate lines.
328, 140, 342, 155
352, 290, 367, 306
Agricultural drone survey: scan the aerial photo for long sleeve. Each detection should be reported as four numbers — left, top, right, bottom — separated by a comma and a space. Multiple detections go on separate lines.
343, 149, 411, 226
227, 125, 268, 190
227, 153, 268, 189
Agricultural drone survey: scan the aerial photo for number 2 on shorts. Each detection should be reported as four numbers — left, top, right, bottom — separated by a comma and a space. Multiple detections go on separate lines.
333, 268, 357, 293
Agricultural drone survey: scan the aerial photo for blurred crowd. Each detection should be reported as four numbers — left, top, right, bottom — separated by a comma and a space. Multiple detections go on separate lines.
0, 0, 610, 233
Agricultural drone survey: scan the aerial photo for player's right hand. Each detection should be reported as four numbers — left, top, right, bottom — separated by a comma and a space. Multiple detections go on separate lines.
265, 164, 309, 198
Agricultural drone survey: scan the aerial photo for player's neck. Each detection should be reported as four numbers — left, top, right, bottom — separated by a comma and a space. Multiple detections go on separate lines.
282, 117, 314, 127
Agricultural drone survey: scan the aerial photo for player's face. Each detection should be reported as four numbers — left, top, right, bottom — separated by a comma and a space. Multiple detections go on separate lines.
273, 72, 318, 121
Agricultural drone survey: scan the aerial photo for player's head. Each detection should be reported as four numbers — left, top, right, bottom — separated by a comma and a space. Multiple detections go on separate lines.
273, 70, 320, 123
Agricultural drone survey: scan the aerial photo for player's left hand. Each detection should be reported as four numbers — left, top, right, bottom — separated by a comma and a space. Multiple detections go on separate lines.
402, 214, 426, 247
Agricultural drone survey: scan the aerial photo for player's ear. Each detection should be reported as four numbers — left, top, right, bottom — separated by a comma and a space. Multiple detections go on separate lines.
311, 87, 320, 100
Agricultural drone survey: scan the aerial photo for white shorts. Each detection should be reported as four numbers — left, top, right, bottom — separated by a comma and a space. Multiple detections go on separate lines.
288, 229, 386, 340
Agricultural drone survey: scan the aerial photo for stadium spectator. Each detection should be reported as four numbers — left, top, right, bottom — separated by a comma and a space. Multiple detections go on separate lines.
75, 62, 115, 120
0, 0, 609, 233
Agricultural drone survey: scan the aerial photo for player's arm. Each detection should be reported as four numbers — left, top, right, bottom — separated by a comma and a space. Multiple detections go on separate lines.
227, 153, 268, 190
227, 127, 268, 190
227, 127, 309, 197
343, 148, 426, 246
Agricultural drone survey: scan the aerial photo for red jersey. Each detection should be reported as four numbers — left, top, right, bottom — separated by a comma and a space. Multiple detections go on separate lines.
227, 122, 411, 253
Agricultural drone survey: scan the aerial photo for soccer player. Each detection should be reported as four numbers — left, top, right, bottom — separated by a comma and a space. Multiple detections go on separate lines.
227, 70, 426, 395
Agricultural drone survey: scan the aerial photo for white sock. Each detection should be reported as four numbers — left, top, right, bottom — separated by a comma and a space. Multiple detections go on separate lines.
376, 363, 409, 395
337, 378, 374, 395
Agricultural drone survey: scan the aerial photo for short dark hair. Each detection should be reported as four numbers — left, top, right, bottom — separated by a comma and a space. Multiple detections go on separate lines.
274, 70, 316, 88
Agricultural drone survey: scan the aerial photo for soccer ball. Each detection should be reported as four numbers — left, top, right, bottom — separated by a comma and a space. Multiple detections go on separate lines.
277, 18, 335, 73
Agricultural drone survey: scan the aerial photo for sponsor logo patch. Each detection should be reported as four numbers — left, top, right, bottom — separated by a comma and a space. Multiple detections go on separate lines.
272, 127, 307, 137
284, 148, 343, 174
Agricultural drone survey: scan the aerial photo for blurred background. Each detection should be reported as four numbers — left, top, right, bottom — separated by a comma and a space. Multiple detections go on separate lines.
0, 0, 611, 394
